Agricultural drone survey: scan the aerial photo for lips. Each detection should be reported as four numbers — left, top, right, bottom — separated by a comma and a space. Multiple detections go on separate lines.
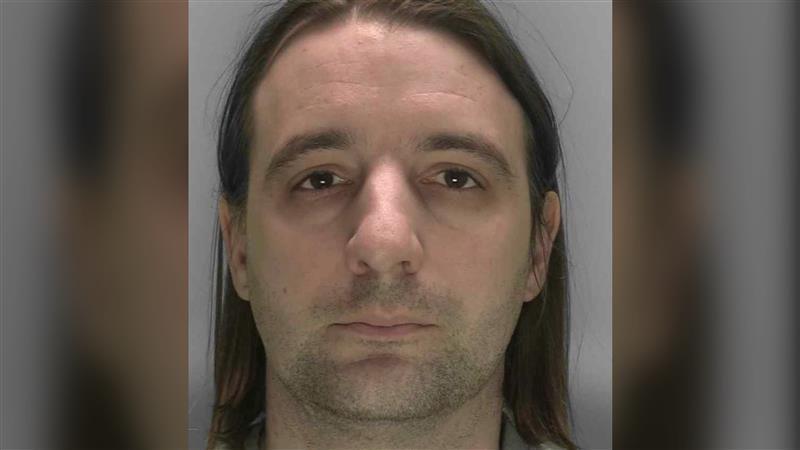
335, 312, 434, 326
331, 312, 436, 339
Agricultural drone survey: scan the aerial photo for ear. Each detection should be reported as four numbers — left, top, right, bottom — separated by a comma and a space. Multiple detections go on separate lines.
219, 198, 250, 301
524, 191, 561, 302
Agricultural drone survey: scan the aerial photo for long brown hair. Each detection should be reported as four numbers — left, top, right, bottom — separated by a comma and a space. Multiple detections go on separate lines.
208, 1, 572, 448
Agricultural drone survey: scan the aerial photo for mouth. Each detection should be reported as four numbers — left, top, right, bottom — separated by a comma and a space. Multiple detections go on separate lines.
331, 322, 435, 338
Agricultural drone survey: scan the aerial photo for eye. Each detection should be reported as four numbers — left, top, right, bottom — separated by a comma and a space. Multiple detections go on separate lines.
296, 170, 348, 191
431, 169, 481, 189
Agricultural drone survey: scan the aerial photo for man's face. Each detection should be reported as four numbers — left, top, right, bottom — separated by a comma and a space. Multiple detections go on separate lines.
224, 19, 545, 420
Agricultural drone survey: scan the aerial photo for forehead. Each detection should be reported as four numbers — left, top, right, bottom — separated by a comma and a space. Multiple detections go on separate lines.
252, 18, 526, 160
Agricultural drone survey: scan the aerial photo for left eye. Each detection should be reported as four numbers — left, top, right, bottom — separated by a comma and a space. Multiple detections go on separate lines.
432, 169, 480, 189
297, 170, 347, 191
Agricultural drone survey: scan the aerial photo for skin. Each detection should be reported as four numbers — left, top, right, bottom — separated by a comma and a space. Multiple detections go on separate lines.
220, 18, 560, 450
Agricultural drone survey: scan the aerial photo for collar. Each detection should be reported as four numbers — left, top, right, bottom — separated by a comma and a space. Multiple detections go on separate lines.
501, 404, 532, 450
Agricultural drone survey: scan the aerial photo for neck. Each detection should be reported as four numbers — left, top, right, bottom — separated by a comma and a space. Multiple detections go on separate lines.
263, 363, 505, 450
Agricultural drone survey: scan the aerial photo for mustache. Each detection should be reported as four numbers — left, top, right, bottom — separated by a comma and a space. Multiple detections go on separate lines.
310, 276, 459, 320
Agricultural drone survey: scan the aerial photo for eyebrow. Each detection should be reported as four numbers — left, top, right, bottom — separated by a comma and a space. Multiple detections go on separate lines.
264, 129, 353, 181
263, 129, 516, 182
417, 132, 516, 180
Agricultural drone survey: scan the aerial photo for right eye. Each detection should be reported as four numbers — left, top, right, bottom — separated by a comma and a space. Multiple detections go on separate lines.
296, 170, 348, 191
431, 168, 481, 190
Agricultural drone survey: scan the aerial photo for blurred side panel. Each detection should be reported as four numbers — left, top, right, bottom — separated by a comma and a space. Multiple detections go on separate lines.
613, 3, 709, 448
687, 2, 797, 448
614, 1, 798, 449
1, 1, 69, 447
2, 2, 188, 449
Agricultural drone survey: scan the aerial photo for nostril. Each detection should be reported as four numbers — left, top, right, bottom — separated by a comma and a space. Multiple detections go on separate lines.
350, 259, 370, 276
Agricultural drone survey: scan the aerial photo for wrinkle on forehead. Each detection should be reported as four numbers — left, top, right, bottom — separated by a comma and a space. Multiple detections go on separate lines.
292, 85, 481, 114
402, 90, 478, 103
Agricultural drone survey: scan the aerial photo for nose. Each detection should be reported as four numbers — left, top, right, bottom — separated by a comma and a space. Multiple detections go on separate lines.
345, 165, 424, 279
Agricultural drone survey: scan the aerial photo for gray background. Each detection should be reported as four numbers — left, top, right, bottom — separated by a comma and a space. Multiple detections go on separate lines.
189, 2, 611, 448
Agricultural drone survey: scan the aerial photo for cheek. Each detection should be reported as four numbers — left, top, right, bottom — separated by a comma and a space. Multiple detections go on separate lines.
454, 277, 526, 368
432, 209, 530, 285
427, 213, 530, 343
246, 204, 344, 323
245, 245, 316, 365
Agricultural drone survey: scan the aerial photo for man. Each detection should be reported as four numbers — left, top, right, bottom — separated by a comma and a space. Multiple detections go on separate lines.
209, 1, 572, 449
